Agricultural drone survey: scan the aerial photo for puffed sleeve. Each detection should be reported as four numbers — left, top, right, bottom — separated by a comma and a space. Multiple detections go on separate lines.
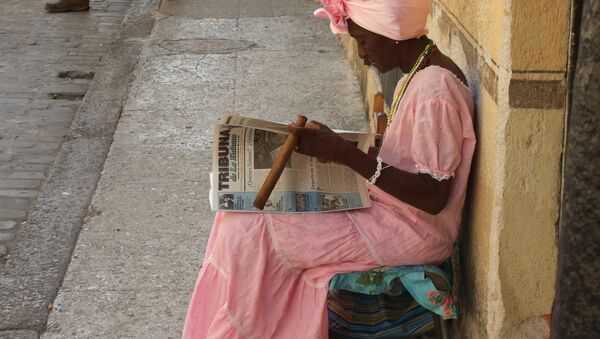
411, 99, 463, 181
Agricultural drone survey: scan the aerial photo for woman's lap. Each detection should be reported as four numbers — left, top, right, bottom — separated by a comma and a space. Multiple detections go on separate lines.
184, 209, 451, 338
214, 208, 450, 271
265, 212, 376, 268
210, 212, 374, 264
188, 212, 334, 338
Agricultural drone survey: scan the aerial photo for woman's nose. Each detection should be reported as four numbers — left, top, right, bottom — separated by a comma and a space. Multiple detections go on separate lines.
356, 46, 371, 65
356, 45, 367, 59
358, 52, 371, 65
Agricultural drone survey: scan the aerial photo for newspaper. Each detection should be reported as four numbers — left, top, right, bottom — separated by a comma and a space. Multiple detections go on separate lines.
210, 115, 374, 213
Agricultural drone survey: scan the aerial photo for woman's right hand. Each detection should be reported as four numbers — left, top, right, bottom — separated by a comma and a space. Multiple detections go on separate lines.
287, 121, 353, 164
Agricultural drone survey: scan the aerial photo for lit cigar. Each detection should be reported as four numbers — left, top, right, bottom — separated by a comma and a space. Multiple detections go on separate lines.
253, 115, 308, 210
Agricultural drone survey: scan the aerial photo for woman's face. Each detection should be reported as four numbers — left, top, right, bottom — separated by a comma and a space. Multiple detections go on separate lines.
347, 20, 396, 73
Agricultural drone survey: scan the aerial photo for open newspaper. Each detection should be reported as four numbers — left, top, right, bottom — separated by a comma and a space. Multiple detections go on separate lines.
210, 115, 374, 213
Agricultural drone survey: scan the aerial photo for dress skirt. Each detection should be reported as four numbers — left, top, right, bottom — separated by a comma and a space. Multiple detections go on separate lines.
182, 201, 452, 339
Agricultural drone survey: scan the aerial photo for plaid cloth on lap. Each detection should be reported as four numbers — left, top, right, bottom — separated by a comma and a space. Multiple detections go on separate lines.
327, 289, 435, 338
327, 262, 455, 338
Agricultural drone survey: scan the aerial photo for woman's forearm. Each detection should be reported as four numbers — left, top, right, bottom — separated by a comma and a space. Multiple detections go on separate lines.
286, 122, 452, 214
341, 143, 451, 215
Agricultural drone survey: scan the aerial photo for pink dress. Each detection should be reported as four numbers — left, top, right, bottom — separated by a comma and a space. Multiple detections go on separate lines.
182, 66, 476, 339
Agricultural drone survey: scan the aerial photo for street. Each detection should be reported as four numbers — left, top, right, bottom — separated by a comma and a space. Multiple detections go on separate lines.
0, 0, 368, 337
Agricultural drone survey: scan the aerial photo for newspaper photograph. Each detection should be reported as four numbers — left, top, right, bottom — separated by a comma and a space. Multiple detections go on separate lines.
210, 115, 374, 213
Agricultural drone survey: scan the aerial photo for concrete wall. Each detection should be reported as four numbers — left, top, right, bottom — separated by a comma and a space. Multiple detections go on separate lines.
429, 0, 569, 337
338, 34, 383, 133
338, 0, 570, 337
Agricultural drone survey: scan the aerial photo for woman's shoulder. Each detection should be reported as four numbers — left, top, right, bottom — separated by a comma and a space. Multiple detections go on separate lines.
409, 65, 472, 109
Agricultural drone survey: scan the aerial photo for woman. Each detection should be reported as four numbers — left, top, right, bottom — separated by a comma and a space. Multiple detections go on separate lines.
183, 1, 475, 338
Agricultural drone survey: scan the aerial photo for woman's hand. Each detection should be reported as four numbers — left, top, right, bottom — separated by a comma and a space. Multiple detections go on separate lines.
288, 121, 452, 215
287, 120, 352, 163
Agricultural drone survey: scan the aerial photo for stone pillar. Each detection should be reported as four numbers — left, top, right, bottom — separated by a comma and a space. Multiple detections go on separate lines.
553, 0, 600, 337
427, 0, 570, 337
338, 0, 576, 336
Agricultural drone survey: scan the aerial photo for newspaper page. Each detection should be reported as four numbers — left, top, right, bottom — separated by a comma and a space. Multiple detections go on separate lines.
210, 115, 374, 213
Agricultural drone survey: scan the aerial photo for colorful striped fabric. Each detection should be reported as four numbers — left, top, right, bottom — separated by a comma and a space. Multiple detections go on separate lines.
327, 289, 435, 338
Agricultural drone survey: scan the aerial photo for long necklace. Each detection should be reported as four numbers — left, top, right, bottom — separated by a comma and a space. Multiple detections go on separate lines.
369, 41, 436, 185
383, 40, 437, 136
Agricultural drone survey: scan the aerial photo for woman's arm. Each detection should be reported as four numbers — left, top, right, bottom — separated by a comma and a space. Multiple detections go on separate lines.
342, 143, 452, 215
288, 121, 452, 215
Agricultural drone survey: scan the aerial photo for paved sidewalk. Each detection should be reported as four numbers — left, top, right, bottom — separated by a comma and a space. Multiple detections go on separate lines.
43, 0, 367, 337
0, 1, 143, 337
0, 0, 130, 268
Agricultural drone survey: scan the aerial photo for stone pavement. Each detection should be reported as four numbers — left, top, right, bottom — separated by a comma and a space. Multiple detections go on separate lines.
36, 0, 368, 337
0, 0, 157, 337
0, 0, 130, 268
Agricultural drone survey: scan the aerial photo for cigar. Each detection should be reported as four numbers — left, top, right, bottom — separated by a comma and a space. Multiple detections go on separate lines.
373, 93, 387, 147
253, 115, 308, 210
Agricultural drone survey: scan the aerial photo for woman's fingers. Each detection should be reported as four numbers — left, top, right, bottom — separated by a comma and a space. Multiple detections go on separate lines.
305, 120, 325, 129
288, 120, 343, 161
287, 122, 320, 137
288, 123, 314, 155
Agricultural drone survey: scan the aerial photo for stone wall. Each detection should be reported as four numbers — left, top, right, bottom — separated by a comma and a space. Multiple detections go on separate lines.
427, 0, 569, 337
338, 0, 571, 337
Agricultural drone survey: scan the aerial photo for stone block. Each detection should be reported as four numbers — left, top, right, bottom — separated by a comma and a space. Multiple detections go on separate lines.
42, 289, 189, 339
151, 17, 239, 41
113, 110, 222, 146
0, 221, 17, 230
0, 232, 16, 241
134, 54, 235, 84
0, 180, 42, 190
0, 196, 32, 210
0, 330, 38, 339
159, 0, 314, 19
0, 209, 27, 220
88, 181, 212, 233
238, 0, 315, 17
0, 172, 45, 180
60, 226, 206, 292
123, 80, 234, 111
236, 50, 351, 81
234, 76, 364, 125
101, 144, 210, 184
159, 0, 242, 19
0, 138, 112, 329
22, 155, 58, 164
0, 164, 48, 172
0, 190, 39, 199
238, 16, 335, 52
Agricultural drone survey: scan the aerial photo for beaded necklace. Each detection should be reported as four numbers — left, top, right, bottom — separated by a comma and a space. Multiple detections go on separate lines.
368, 41, 437, 186
383, 40, 437, 135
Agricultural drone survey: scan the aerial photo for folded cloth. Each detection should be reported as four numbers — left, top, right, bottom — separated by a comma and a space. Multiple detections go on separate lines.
314, 0, 431, 40
328, 289, 435, 338
329, 263, 457, 319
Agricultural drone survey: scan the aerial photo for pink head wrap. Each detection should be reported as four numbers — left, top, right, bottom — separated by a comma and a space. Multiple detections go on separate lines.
314, 0, 431, 41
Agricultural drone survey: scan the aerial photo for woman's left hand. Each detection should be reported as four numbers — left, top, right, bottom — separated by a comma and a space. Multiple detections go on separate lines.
287, 120, 351, 163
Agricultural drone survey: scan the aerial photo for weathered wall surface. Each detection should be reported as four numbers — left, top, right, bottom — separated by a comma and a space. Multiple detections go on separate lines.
337, 0, 570, 337
427, 0, 570, 337
338, 34, 382, 132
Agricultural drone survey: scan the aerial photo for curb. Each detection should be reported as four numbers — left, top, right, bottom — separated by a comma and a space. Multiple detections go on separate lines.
0, 0, 158, 334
